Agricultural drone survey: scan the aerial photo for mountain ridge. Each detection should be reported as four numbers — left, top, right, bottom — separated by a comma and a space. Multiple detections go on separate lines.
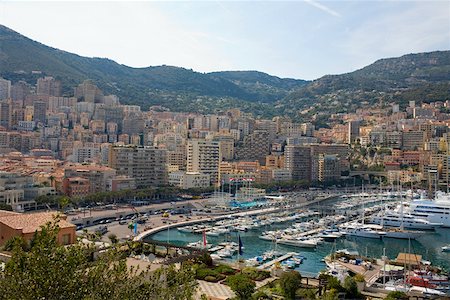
0, 24, 449, 119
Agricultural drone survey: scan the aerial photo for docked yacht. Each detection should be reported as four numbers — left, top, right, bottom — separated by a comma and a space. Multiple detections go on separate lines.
408, 191, 450, 227
369, 210, 441, 230
277, 237, 320, 248
344, 226, 386, 239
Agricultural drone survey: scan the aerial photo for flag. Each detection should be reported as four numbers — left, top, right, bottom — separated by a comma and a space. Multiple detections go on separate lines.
202, 230, 207, 248
238, 235, 243, 256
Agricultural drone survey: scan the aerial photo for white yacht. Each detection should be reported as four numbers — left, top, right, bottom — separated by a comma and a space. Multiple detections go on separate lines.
408, 192, 450, 227
344, 226, 386, 239
369, 210, 441, 230
277, 238, 319, 248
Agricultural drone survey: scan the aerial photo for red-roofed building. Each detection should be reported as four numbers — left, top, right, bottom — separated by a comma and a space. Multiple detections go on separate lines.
0, 210, 76, 246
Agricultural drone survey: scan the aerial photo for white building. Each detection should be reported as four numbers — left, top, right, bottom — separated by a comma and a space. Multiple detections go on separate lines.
169, 171, 210, 189
187, 140, 220, 186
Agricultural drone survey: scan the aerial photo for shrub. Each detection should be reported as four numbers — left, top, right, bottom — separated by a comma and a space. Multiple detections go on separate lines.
204, 275, 225, 282
215, 264, 236, 275
196, 267, 219, 280
386, 291, 408, 300
242, 267, 271, 281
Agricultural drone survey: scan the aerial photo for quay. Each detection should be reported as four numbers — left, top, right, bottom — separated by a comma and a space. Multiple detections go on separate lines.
257, 252, 299, 270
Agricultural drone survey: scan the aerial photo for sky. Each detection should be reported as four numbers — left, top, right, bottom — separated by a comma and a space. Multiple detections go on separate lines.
0, 1, 449, 80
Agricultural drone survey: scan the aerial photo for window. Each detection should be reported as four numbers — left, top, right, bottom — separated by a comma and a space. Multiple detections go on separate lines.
61, 233, 71, 245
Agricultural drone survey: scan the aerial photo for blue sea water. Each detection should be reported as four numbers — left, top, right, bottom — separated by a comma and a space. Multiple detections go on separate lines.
148, 220, 450, 276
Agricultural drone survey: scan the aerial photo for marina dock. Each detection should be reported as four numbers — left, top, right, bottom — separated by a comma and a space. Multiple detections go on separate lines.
257, 252, 299, 270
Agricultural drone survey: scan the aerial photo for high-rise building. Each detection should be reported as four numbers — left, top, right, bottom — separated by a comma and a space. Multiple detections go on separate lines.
402, 130, 425, 150
109, 145, 168, 189
33, 101, 47, 124
0, 78, 11, 100
37, 76, 61, 96
211, 134, 235, 161
347, 120, 360, 144
284, 145, 311, 182
236, 130, 270, 164
0, 100, 12, 129
74, 80, 103, 103
11, 81, 31, 102
187, 140, 220, 186
318, 154, 340, 182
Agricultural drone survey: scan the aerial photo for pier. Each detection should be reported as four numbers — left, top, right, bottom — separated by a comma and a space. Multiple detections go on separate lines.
257, 252, 299, 270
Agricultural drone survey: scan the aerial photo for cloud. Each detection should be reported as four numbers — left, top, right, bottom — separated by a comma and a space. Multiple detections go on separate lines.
303, 0, 341, 17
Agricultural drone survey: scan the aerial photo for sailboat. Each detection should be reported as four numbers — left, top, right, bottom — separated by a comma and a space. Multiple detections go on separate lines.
345, 184, 386, 239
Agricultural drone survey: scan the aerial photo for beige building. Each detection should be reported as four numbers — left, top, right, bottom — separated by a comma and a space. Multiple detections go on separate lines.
168, 171, 210, 189
187, 140, 220, 186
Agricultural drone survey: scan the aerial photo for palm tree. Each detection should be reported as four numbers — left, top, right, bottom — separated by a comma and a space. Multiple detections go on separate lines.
49, 175, 56, 188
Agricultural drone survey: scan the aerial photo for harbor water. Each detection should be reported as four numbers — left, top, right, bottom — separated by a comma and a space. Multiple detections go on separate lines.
148, 219, 450, 276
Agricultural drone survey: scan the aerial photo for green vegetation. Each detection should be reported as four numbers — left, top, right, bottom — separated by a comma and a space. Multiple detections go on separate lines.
0, 25, 304, 119
0, 203, 13, 211
1, 25, 449, 119
241, 267, 271, 281
194, 264, 237, 282
225, 273, 256, 300
317, 273, 364, 299
386, 291, 409, 300
0, 221, 197, 300
279, 271, 302, 300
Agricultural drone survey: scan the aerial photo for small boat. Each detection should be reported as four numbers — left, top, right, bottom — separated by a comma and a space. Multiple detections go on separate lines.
442, 244, 450, 252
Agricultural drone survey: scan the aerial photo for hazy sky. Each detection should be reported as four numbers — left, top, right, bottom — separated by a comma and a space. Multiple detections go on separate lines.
0, 1, 449, 80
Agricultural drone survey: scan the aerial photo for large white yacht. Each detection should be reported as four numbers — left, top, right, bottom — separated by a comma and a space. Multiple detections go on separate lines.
369, 210, 442, 230
408, 191, 450, 227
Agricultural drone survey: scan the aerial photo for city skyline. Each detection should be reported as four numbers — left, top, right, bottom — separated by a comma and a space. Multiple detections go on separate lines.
0, 1, 449, 80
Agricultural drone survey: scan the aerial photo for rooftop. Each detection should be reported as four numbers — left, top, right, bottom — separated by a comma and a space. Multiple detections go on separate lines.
0, 211, 75, 233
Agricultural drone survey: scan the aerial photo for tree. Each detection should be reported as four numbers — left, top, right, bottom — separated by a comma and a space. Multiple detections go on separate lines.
279, 271, 302, 300
0, 221, 197, 300
343, 276, 359, 298
226, 273, 256, 300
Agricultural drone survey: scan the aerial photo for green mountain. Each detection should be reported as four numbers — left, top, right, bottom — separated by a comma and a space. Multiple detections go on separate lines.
1, 24, 449, 119
0, 25, 306, 113
283, 51, 450, 117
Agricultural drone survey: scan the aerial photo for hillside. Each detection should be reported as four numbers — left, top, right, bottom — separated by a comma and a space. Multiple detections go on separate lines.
282, 51, 450, 119
0, 24, 449, 119
0, 25, 306, 113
